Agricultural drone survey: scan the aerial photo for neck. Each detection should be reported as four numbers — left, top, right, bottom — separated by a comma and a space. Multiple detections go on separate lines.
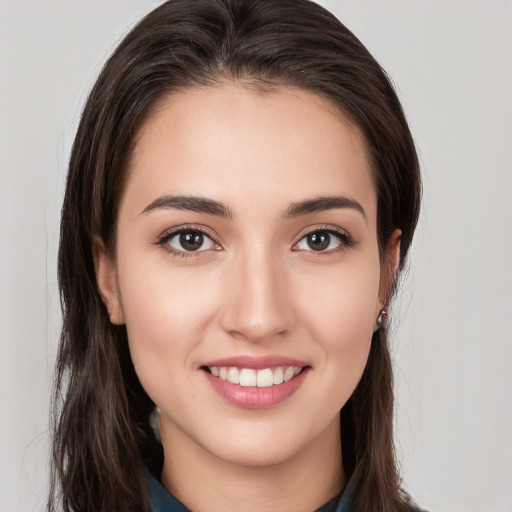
159, 416, 344, 512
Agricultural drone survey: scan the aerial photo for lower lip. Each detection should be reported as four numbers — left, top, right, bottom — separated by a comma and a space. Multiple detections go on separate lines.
203, 368, 309, 409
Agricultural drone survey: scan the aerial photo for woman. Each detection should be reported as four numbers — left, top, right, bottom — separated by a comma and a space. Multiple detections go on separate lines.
49, 0, 422, 511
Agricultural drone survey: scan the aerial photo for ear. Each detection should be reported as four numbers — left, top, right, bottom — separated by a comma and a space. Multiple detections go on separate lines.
378, 229, 402, 308
92, 236, 125, 325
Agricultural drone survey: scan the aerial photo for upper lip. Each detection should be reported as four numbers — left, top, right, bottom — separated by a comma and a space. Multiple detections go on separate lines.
202, 355, 309, 370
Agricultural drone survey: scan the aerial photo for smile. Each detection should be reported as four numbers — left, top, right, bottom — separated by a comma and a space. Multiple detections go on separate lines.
202, 356, 310, 409
207, 366, 303, 387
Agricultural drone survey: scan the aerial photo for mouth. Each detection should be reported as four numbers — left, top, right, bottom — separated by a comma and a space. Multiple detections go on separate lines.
203, 365, 305, 387
201, 356, 310, 409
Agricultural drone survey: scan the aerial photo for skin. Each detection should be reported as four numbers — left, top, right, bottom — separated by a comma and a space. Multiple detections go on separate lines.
95, 85, 400, 512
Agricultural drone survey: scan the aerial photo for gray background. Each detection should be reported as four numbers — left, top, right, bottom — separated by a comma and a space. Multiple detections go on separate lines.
1, 1, 511, 511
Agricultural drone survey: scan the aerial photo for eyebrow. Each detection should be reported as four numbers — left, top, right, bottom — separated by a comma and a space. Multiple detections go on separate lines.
140, 195, 234, 219
140, 194, 366, 221
283, 196, 366, 221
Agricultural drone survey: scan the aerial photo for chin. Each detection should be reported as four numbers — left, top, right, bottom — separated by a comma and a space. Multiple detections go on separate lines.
212, 442, 297, 468
203, 426, 310, 468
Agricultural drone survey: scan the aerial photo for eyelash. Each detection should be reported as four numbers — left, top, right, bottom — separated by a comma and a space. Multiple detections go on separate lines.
154, 225, 220, 258
154, 224, 354, 257
292, 225, 355, 254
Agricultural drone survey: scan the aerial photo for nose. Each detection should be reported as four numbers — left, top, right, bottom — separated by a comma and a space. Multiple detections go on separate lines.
219, 249, 295, 344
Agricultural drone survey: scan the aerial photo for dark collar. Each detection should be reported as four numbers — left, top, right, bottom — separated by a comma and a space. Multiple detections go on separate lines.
148, 473, 353, 512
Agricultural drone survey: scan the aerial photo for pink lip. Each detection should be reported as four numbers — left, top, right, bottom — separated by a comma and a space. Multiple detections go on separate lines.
202, 356, 310, 409
202, 355, 308, 370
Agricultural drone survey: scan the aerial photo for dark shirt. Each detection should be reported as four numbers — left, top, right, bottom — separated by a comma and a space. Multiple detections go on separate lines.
148, 473, 353, 512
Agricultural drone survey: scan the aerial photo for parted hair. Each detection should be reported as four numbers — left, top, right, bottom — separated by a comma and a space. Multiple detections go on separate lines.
49, 1, 421, 511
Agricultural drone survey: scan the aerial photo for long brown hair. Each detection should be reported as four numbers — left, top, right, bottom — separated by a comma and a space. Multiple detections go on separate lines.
49, 1, 421, 511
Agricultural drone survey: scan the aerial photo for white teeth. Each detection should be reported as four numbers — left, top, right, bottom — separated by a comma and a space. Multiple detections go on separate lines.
239, 368, 257, 387
256, 368, 274, 387
273, 367, 284, 385
208, 366, 303, 387
227, 367, 240, 384
283, 367, 295, 382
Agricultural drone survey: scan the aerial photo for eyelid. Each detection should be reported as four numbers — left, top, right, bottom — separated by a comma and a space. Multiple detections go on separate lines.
292, 224, 355, 252
154, 224, 222, 255
153, 223, 354, 256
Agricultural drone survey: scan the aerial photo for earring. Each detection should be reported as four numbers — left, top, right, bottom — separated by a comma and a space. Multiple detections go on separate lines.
377, 309, 387, 328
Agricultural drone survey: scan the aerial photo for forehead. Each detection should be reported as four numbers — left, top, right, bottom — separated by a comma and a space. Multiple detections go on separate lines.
123, 84, 376, 220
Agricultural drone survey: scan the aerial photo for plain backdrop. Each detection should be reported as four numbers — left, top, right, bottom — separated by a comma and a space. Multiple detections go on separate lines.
1, 1, 511, 511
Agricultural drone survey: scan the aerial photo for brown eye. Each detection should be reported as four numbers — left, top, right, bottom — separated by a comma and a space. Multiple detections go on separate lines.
180, 232, 203, 251
306, 232, 331, 251
168, 230, 216, 252
296, 230, 344, 252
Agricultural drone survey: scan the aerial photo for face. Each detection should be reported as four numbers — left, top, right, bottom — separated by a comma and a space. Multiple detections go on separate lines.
96, 85, 398, 468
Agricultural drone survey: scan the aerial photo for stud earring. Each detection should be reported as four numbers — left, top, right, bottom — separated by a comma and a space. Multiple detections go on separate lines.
377, 309, 387, 328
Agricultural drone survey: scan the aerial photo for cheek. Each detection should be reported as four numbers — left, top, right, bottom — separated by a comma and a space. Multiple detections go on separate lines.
296, 253, 381, 339
115, 251, 221, 379
293, 251, 381, 385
